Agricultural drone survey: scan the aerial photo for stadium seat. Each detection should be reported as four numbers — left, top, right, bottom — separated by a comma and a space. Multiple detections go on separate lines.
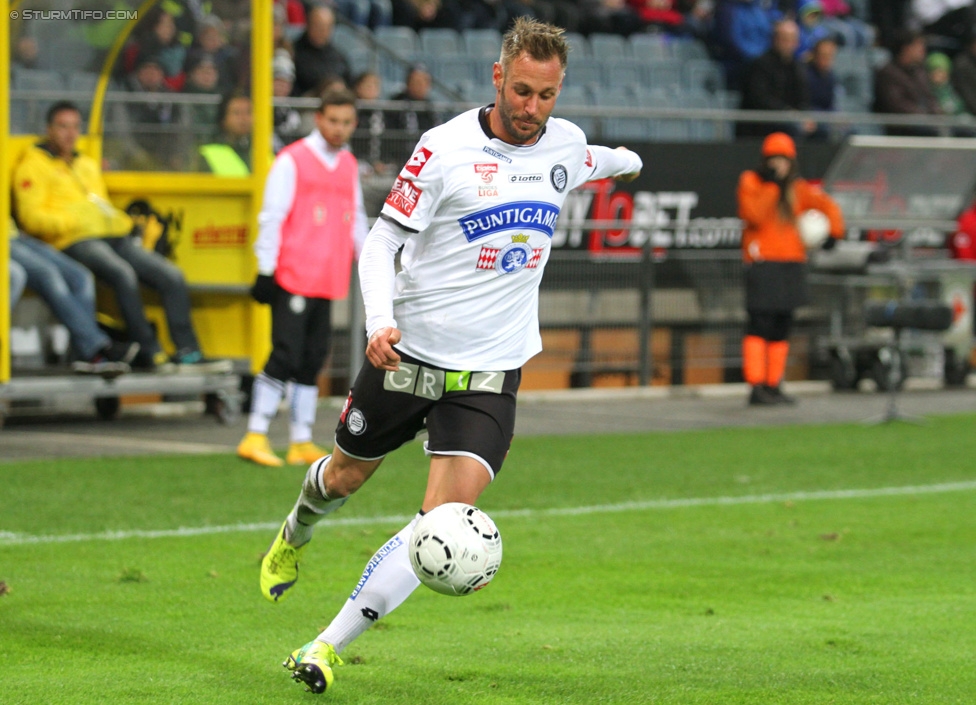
333, 23, 374, 56
12, 69, 66, 132
672, 39, 709, 61
564, 32, 590, 59
556, 85, 595, 136
589, 33, 630, 59
346, 48, 377, 77
374, 26, 419, 58
428, 54, 485, 90
605, 58, 644, 88
628, 33, 671, 60
643, 60, 683, 93
66, 71, 100, 121
462, 28, 502, 58
682, 59, 725, 95
564, 57, 602, 88
419, 27, 461, 55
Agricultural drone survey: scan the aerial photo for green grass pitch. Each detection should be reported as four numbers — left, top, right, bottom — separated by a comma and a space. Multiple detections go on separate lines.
2, 415, 976, 704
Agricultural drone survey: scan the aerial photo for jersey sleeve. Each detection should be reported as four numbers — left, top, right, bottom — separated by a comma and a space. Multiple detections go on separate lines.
569, 144, 643, 191
379, 134, 444, 232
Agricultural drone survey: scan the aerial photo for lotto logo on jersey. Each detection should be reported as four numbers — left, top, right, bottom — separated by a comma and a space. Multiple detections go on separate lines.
585, 149, 594, 168
404, 147, 433, 176
386, 176, 422, 217
458, 201, 561, 242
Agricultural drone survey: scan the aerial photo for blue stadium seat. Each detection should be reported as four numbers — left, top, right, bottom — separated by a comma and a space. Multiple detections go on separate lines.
628, 33, 671, 60
643, 60, 683, 93
564, 32, 590, 59
419, 27, 461, 55
428, 54, 485, 90
462, 28, 502, 58
333, 23, 374, 56
682, 59, 724, 95
605, 58, 644, 88
374, 26, 419, 58
12, 69, 66, 132
589, 33, 630, 59
563, 57, 602, 88
672, 39, 708, 61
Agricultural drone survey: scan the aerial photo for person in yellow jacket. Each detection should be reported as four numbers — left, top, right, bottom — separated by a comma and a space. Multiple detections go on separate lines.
13, 100, 223, 372
738, 132, 845, 405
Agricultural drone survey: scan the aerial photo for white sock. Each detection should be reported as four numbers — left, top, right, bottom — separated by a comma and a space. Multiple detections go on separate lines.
289, 382, 319, 444
285, 456, 348, 547
317, 514, 422, 654
247, 372, 286, 435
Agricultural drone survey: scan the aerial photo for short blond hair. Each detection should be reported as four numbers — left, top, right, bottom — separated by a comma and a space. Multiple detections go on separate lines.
499, 16, 568, 70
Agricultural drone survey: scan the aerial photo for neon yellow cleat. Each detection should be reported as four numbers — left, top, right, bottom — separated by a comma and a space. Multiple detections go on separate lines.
284, 640, 343, 695
238, 432, 284, 467
286, 441, 329, 466
260, 522, 306, 602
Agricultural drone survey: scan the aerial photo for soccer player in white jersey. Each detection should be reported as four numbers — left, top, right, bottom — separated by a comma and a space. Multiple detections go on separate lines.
260, 16, 642, 695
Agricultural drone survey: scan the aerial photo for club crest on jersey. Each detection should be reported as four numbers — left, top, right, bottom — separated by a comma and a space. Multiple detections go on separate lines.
474, 163, 498, 183
404, 146, 432, 176
476, 234, 545, 274
385, 176, 422, 217
550, 164, 568, 193
458, 201, 560, 242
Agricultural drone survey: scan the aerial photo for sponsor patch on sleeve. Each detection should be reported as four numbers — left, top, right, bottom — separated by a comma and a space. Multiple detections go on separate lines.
385, 176, 422, 217
404, 147, 433, 177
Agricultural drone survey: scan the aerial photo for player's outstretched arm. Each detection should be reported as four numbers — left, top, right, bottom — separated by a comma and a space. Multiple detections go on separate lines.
584, 144, 643, 184
613, 146, 641, 182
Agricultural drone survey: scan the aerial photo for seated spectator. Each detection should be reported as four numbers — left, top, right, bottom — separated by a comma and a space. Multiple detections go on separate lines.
710, 0, 783, 92
873, 29, 942, 136
806, 36, 837, 139
335, 0, 394, 30
12, 34, 39, 70
385, 64, 438, 166
182, 52, 222, 132
292, 6, 352, 96
927, 52, 966, 116
187, 14, 239, 93
13, 101, 227, 373
8, 220, 140, 375
951, 31, 976, 115
114, 53, 191, 171
628, 0, 685, 34
198, 92, 253, 175
737, 19, 813, 138
795, 0, 832, 59
818, 0, 873, 49
273, 2, 294, 57
578, 0, 643, 37
122, 6, 187, 90
351, 70, 391, 175
9, 256, 27, 312
272, 50, 304, 153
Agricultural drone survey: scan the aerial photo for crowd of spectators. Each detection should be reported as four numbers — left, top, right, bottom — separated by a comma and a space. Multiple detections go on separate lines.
10, 0, 976, 170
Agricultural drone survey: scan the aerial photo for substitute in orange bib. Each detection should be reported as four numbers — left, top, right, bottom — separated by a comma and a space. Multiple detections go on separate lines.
238, 88, 369, 467
738, 132, 844, 405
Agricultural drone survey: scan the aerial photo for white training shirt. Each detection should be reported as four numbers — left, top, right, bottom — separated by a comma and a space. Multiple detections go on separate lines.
359, 106, 643, 371
255, 130, 370, 276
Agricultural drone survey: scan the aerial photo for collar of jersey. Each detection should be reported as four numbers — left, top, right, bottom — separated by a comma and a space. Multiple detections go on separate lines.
479, 104, 547, 147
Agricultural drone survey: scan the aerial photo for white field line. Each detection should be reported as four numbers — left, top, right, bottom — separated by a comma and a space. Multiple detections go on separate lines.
3, 480, 976, 547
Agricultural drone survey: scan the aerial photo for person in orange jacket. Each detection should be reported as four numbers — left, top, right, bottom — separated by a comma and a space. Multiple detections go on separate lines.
738, 132, 844, 405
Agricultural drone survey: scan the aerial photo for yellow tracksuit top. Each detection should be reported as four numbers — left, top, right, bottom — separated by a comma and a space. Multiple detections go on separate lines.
12, 143, 133, 251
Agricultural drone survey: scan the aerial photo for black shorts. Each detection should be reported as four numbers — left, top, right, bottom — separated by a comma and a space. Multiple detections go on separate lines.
334, 350, 521, 479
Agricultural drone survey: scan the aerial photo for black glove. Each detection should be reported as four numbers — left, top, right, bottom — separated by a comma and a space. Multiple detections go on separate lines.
756, 163, 779, 183
821, 236, 837, 251
250, 274, 277, 304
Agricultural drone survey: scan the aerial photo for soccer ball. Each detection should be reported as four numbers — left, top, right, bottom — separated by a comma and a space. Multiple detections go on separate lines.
409, 503, 502, 596
797, 209, 831, 249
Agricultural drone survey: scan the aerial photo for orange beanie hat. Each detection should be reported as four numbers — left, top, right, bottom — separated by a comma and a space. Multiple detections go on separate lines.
761, 132, 797, 159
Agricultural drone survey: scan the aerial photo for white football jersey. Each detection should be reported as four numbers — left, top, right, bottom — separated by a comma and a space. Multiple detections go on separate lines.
371, 106, 641, 371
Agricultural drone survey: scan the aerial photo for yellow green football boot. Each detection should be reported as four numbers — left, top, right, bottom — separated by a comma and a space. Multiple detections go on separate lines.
283, 640, 343, 694
260, 521, 306, 602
